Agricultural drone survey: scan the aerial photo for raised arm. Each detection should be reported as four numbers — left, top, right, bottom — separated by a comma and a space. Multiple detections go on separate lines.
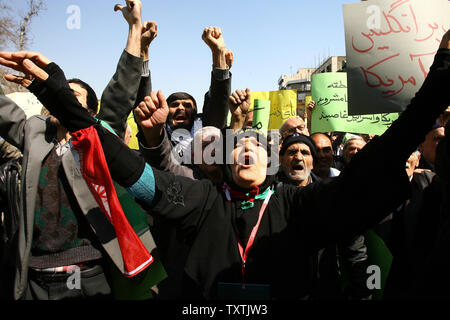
306, 100, 315, 135
200, 27, 232, 129
3, 53, 217, 238
0, 51, 54, 150
135, 92, 196, 178
96, 0, 144, 139
293, 31, 450, 252
134, 21, 158, 109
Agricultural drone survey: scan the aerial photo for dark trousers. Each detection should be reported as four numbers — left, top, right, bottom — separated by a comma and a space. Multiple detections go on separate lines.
25, 264, 112, 300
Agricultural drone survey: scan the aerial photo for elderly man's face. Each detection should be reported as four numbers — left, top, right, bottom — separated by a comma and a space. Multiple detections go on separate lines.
343, 139, 366, 164
280, 143, 313, 186
420, 127, 445, 165
196, 135, 223, 182
168, 99, 195, 130
231, 136, 268, 189
280, 117, 309, 138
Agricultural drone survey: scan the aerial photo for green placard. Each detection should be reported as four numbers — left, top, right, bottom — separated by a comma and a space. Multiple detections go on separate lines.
252, 99, 271, 135
311, 73, 399, 135
364, 229, 393, 300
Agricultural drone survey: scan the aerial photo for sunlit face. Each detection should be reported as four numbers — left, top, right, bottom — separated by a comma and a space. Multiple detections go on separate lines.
69, 83, 92, 114
168, 99, 195, 130
280, 117, 309, 138
280, 143, 313, 186
311, 134, 334, 174
47, 83, 92, 128
230, 136, 268, 189
343, 139, 366, 164
419, 127, 444, 165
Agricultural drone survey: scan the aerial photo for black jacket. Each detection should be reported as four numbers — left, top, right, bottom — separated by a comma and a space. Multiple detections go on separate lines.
31, 48, 450, 299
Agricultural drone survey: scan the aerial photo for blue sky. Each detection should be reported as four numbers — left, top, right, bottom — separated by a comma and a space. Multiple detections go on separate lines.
8, 0, 353, 111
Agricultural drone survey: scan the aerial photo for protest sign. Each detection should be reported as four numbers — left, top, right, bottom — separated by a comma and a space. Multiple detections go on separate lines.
252, 99, 271, 134
311, 72, 399, 135
343, 0, 449, 115
250, 90, 297, 130
6, 92, 44, 118
305, 95, 312, 110
127, 113, 140, 150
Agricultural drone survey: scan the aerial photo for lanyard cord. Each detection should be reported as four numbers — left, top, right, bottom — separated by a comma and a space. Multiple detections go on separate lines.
224, 186, 273, 288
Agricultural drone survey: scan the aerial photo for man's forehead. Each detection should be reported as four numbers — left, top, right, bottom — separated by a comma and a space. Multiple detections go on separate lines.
312, 134, 332, 147
347, 139, 366, 147
169, 99, 194, 105
237, 136, 259, 144
287, 117, 304, 126
287, 142, 311, 152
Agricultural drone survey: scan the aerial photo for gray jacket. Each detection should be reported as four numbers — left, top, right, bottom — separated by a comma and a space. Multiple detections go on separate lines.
0, 50, 156, 299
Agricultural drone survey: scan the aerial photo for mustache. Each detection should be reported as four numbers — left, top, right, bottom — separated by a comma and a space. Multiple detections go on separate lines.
174, 110, 186, 117
172, 110, 192, 120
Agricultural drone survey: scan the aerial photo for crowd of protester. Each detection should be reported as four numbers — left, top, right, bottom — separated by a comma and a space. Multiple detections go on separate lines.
0, 0, 449, 300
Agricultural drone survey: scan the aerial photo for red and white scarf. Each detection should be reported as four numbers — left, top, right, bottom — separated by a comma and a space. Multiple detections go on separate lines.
71, 126, 153, 277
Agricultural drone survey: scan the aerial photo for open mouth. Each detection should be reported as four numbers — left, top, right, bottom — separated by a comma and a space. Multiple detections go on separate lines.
291, 163, 305, 174
239, 153, 256, 168
174, 113, 187, 124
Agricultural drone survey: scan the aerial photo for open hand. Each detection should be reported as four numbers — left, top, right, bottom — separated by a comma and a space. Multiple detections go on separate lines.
0, 51, 50, 87
114, 0, 142, 26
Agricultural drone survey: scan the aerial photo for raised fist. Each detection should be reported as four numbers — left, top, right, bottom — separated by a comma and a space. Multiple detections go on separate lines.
141, 21, 158, 49
202, 26, 225, 53
229, 88, 251, 117
134, 90, 169, 130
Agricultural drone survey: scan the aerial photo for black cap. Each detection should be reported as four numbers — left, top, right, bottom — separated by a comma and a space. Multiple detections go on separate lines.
280, 133, 317, 160
166, 92, 197, 112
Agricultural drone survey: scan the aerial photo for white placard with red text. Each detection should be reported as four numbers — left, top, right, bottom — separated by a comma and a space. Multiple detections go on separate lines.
343, 0, 449, 115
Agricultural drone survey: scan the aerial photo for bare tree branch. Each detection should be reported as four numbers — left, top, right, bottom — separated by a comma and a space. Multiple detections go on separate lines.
17, 0, 46, 51
0, 0, 46, 93
0, 1, 15, 50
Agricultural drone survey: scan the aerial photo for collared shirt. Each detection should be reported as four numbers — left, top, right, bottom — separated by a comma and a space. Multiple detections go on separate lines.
54, 138, 71, 157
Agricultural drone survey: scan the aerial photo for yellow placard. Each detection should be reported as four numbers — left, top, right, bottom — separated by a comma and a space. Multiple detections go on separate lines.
127, 113, 140, 150
250, 89, 297, 130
